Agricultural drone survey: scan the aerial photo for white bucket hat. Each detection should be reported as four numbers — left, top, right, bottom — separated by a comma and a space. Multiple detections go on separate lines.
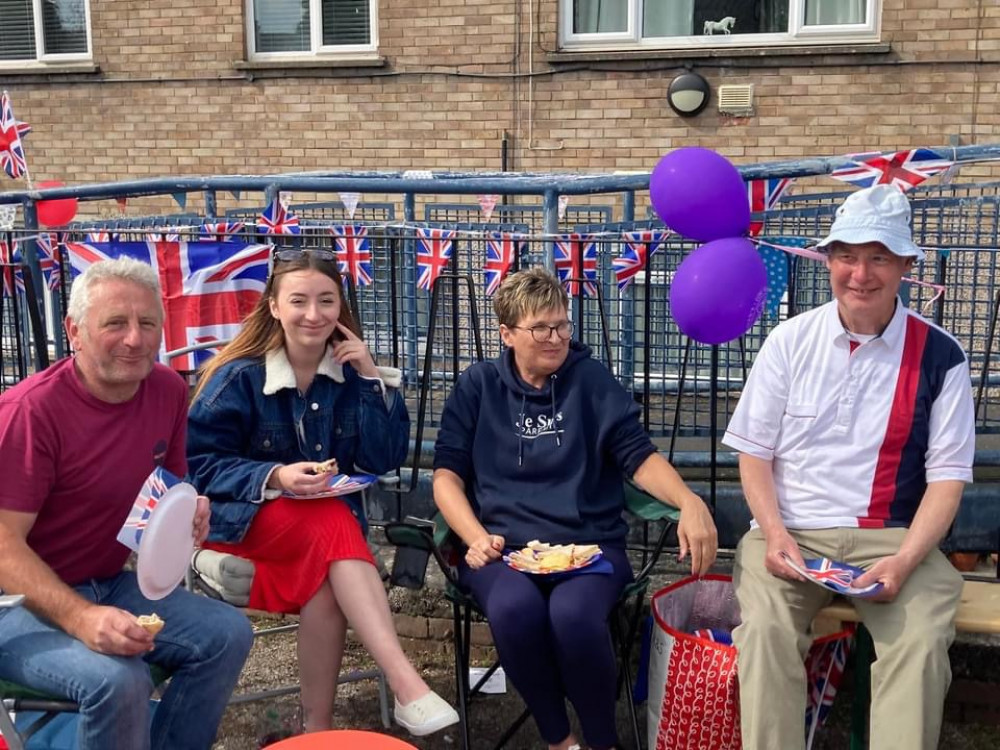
816, 184, 924, 261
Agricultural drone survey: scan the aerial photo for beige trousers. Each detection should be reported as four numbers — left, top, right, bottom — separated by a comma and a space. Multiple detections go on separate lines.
733, 527, 962, 750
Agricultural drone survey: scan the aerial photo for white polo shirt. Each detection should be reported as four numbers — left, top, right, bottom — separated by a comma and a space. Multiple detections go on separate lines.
723, 299, 975, 530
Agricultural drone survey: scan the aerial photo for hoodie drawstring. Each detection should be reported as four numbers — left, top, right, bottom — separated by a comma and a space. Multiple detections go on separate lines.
517, 392, 526, 468
550, 374, 561, 447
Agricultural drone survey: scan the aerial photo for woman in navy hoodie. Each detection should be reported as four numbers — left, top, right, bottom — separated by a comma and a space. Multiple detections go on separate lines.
434, 268, 717, 750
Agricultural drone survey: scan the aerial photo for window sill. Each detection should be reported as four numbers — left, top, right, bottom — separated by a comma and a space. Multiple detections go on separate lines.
235, 56, 387, 73
547, 42, 892, 66
0, 62, 100, 77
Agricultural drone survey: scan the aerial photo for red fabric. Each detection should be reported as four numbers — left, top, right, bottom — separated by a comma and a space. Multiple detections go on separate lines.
0, 358, 188, 584
204, 497, 374, 614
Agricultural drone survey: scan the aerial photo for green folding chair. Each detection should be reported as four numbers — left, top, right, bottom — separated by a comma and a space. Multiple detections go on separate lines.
384, 477, 679, 750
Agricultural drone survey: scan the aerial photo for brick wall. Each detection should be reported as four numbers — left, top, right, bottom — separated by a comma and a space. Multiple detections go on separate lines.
2, 0, 999, 212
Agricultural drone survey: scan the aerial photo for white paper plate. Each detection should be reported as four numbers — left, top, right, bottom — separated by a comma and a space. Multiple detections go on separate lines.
136, 482, 198, 600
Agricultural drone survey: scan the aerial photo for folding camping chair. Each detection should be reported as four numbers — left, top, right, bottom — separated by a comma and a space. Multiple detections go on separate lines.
384, 478, 679, 750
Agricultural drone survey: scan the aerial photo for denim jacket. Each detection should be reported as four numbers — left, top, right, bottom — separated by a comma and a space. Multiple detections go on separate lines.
187, 347, 410, 543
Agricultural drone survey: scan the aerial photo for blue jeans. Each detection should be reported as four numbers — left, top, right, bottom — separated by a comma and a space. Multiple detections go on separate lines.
0, 571, 253, 750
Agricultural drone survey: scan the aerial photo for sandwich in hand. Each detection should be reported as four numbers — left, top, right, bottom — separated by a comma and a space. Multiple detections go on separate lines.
312, 458, 338, 475
137, 613, 165, 636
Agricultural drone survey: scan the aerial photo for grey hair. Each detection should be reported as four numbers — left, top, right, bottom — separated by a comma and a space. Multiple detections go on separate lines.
67, 257, 163, 324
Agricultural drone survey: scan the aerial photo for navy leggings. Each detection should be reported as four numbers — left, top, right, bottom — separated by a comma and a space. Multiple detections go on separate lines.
458, 545, 632, 748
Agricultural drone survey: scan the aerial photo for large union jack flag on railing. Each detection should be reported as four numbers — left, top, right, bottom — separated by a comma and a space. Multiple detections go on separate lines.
258, 199, 301, 235
553, 233, 598, 297
0, 91, 30, 180
36, 232, 62, 291
747, 177, 794, 236
331, 225, 373, 287
484, 231, 525, 296
65, 239, 271, 371
829, 148, 953, 192
614, 230, 667, 290
0, 239, 24, 297
415, 227, 456, 291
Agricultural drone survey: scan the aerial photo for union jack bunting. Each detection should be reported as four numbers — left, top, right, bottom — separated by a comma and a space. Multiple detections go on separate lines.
0, 91, 31, 180
86, 231, 116, 243
552, 234, 598, 297
804, 634, 851, 749
331, 225, 373, 287
614, 230, 667, 290
415, 227, 456, 291
0, 240, 24, 297
747, 177, 794, 236
258, 199, 301, 235
199, 221, 245, 242
36, 232, 62, 291
484, 232, 525, 296
828, 148, 953, 192
65, 239, 270, 371
146, 230, 181, 242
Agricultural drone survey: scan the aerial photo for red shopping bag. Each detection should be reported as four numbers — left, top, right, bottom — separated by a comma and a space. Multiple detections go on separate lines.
647, 575, 852, 750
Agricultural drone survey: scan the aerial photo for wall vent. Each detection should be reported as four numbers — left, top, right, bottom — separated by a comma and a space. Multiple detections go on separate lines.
718, 84, 754, 116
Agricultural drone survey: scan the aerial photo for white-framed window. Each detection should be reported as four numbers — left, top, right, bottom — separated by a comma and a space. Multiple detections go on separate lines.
0, 0, 92, 65
561, 0, 880, 50
247, 0, 377, 59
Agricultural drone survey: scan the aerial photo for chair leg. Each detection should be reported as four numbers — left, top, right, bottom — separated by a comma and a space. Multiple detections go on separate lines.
492, 707, 530, 750
0, 701, 25, 750
454, 601, 472, 750
377, 669, 391, 729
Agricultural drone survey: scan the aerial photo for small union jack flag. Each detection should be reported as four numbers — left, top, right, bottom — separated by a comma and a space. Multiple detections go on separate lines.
0, 91, 30, 180
804, 634, 850, 748
415, 227, 456, 291
200, 221, 245, 242
692, 628, 733, 645
36, 232, 62, 291
258, 199, 301, 235
614, 230, 667, 290
484, 232, 525, 296
331, 225, 373, 287
747, 177, 794, 236
0, 239, 24, 297
829, 148, 953, 192
553, 234, 598, 297
85, 230, 117, 243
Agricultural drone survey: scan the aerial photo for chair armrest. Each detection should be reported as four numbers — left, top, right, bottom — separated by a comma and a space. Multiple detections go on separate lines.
624, 478, 681, 524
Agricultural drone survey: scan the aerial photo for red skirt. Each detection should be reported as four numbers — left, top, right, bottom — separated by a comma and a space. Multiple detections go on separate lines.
204, 497, 374, 614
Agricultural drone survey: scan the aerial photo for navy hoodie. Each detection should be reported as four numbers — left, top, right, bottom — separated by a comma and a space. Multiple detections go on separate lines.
433, 341, 657, 547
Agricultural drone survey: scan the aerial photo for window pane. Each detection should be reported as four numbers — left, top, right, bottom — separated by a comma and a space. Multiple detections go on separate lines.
805, 0, 865, 25
644, 1, 790, 38
0, 0, 37, 60
322, 0, 370, 46
42, 0, 88, 55
254, 0, 309, 53
573, 0, 626, 34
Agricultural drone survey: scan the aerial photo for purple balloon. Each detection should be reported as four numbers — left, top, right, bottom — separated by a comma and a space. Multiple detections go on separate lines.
650, 148, 750, 242
669, 237, 767, 345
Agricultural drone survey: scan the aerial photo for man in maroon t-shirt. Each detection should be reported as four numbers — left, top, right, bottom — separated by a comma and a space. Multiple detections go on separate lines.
0, 257, 252, 750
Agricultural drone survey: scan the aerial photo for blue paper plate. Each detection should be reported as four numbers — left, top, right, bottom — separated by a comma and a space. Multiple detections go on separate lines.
281, 473, 376, 500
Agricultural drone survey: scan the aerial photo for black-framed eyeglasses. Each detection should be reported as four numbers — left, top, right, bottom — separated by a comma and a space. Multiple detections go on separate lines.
272, 248, 337, 264
512, 321, 574, 343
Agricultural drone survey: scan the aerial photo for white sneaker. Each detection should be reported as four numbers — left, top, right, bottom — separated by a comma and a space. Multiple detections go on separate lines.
393, 691, 460, 737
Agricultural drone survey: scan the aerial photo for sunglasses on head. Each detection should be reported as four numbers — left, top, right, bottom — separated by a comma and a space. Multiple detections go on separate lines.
272, 248, 337, 264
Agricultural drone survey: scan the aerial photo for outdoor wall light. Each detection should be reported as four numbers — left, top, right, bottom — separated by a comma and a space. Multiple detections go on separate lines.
667, 72, 711, 117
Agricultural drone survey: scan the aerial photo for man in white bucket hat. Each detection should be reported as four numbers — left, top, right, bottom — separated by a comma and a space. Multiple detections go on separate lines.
723, 184, 975, 749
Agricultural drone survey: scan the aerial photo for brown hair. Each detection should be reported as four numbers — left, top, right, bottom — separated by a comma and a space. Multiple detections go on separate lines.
192, 252, 361, 399
493, 267, 569, 328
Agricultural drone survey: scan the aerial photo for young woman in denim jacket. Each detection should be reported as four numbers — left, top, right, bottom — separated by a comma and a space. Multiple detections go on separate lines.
187, 250, 458, 737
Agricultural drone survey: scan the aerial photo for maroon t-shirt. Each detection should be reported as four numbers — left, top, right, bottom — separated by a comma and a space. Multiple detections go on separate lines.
0, 358, 188, 585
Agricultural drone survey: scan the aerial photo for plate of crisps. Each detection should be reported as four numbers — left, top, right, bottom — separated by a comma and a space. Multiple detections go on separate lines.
504, 540, 603, 575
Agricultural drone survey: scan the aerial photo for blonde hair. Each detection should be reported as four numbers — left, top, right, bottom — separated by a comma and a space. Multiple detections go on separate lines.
493, 267, 568, 328
192, 252, 361, 399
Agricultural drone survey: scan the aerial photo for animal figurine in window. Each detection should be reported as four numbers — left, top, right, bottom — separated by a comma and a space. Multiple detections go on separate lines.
704, 16, 736, 35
